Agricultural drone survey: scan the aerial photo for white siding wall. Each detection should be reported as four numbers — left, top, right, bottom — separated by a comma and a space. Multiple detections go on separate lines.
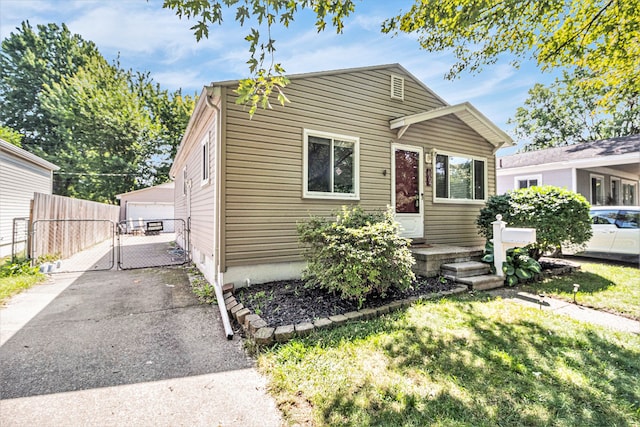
0, 151, 53, 257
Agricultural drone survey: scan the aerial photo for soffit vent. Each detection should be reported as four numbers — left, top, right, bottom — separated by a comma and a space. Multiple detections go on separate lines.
390, 75, 404, 101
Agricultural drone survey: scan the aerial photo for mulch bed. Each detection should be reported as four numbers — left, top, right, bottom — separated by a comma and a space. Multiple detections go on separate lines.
235, 276, 457, 328
234, 258, 579, 329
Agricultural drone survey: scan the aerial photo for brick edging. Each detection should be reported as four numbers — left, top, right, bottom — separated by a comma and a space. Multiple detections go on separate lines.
223, 285, 469, 346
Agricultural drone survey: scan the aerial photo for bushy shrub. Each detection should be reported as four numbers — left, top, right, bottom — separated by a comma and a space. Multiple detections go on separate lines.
477, 186, 592, 259
297, 206, 415, 306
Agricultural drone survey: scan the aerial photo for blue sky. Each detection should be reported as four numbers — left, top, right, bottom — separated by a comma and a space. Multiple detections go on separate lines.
1, 0, 561, 155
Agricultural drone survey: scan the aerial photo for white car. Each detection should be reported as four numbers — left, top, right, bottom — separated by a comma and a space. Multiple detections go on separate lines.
571, 206, 640, 263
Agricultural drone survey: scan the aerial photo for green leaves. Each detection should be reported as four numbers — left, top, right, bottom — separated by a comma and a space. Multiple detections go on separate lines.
298, 206, 415, 305
381, 0, 639, 111
477, 186, 592, 261
163, 0, 355, 117
0, 22, 194, 202
509, 68, 640, 151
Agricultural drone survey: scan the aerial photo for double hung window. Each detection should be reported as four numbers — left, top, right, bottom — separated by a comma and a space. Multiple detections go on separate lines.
303, 129, 359, 199
435, 153, 486, 202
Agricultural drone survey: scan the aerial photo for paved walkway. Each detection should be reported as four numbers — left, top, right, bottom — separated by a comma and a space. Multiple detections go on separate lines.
0, 269, 283, 427
488, 287, 640, 334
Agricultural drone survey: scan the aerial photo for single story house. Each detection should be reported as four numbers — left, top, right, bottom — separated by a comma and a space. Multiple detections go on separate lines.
169, 63, 513, 289
115, 182, 175, 231
497, 135, 640, 206
0, 138, 59, 258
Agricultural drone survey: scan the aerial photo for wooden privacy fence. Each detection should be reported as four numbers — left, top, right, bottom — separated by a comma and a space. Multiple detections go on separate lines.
30, 193, 119, 261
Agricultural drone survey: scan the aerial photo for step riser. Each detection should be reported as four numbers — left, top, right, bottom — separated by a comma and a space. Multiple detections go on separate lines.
442, 267, 490, 278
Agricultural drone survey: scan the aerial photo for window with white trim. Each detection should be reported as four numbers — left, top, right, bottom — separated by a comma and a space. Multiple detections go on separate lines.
622, 180, 637, 205
515, 174, 541, 189
610, 177, 620, 205
303, 129, 359, 199
590, 174, 604, 205
435, 153, 486, 202
182, 167, 187, 196
201, 135, 210, 185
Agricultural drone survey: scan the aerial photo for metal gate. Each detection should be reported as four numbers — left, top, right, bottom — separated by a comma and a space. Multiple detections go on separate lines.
29, 218, 189, 273
117, 218, 189, 269
11, 217, 29, 262
31, 219, 116, 273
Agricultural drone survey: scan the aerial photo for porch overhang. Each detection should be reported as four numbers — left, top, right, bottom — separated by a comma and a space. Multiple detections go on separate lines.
389, 102, 514, 149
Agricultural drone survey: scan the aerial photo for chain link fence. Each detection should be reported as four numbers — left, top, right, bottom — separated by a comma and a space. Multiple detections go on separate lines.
31, 220, 116, 273
11, 217, 29, 262
117, 218, 188, 269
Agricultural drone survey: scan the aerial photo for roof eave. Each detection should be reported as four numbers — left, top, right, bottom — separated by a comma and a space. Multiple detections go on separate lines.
390, 102, 513, 148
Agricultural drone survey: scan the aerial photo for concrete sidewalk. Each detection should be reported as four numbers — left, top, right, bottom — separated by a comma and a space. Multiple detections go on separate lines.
0, 268, 283, 427
488, 287, 640, 334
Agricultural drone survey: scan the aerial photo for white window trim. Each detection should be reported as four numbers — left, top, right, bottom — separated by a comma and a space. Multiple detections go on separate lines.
302, 128, 360, 200
201, 134, 210, 186
590, 173, 605, 205
514, 174, 542, 189
433, 150, 488, 205
621, 179, 638, 205
610, 177, 621, 205
182, 167, 187, 197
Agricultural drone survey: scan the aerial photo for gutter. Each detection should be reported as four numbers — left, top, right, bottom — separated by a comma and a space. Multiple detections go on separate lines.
204, 85, 233, 340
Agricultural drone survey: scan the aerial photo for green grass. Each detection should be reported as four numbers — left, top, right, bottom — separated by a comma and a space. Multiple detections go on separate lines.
258, 294, 640, 426
523, 261, 640, 320
0, 273, 45, 304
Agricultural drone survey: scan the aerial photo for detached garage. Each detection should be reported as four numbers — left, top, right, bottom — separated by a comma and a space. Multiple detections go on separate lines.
116, 182, 175, 231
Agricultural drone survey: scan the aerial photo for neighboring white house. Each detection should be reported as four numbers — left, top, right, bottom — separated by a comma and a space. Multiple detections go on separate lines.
497, 135, 640, 206
115, 182, 175, 231
0, 138, 59, 258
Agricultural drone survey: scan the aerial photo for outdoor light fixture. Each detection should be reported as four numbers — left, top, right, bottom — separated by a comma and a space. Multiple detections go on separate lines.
573, 283, 580, 303
538, 293, 545, 310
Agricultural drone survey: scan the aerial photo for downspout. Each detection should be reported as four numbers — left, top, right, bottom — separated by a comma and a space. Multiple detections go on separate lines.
205, 86, 233, 340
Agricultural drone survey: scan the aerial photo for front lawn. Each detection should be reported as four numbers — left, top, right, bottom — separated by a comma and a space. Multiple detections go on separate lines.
525, 261, 640, 320
257, 293, 640, 426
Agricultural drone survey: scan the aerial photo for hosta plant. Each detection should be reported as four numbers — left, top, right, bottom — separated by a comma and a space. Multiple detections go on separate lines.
482, 241, 542, 286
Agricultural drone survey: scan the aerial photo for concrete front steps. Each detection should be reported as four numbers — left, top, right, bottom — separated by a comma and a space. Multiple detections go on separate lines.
411, 245, 484, 277
440, 260, 504, 291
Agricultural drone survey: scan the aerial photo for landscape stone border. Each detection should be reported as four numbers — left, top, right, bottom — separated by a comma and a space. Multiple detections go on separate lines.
223, 284, 469, 346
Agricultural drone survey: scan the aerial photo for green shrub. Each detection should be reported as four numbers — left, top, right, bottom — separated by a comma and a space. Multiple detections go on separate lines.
482, 241, 542, 286
0, 258, 39, 278
297, 206, 415, 306
477, 186, 592, 259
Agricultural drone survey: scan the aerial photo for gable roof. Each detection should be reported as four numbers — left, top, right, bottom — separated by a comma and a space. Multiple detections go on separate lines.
389, 102, 513, 149
0, 138, 59, 171
115, 181, 174, 199
210, 63, 450, 106
498, 135, 640, 170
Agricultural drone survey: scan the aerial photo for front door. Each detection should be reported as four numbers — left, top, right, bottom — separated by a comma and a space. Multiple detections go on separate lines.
392, 144, 424, 238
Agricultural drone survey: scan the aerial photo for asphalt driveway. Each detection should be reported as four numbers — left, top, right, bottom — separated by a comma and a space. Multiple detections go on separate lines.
0, 268, 282, 426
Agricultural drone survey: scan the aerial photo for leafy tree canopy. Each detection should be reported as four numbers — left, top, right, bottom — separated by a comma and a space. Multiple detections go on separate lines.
164, 0, 639, 115
509, 69, 640, 151
0, 126, 22, 147
0, 21, 195, 202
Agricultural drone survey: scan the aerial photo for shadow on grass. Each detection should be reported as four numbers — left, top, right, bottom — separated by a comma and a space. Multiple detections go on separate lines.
525, 271, 616, 296
270, 295, 640, 427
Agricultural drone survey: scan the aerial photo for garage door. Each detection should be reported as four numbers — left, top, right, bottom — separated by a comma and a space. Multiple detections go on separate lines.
126, 203, 175, 232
